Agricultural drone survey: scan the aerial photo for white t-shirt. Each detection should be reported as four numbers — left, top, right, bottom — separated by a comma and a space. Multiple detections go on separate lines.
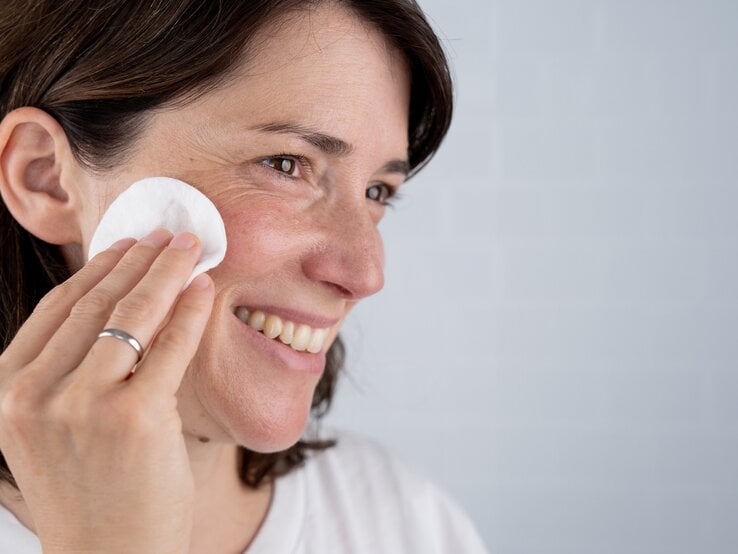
0, 428, 488, 553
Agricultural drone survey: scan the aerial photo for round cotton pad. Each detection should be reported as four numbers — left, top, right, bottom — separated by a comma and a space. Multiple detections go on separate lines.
88, 176, 227, 286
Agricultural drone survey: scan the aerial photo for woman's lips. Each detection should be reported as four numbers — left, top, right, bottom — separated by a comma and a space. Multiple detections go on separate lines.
230, 311, 326, 375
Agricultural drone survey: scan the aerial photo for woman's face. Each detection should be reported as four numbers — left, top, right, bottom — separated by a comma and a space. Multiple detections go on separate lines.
75, 6, 410, 452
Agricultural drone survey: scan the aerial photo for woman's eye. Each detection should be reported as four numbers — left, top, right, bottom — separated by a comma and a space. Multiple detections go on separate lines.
366, 183, 394, 205
263, 156, 300, 177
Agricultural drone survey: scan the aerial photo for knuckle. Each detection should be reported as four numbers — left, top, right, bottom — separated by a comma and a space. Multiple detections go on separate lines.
54, 382, 156, 436
153, 326, 186, 354
72, 288, 118, 319
34, 283, 72, 314
0, 377, 40, 425
115, 251, 148, 273
89, 246, 123, 263
50, 386, 89, 427
53, 388, 122, 434
177, 292, 210, 319
152, 250, 196, 279
115, 293, 157, 324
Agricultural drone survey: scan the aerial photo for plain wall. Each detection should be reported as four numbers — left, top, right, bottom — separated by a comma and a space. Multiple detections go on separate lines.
323, 0, 738, 552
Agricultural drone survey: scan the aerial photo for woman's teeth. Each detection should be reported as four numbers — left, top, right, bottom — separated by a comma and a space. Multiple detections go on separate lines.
234, 307, 329, 354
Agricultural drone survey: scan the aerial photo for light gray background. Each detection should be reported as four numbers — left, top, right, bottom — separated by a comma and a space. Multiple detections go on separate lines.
323, 0, 738, 552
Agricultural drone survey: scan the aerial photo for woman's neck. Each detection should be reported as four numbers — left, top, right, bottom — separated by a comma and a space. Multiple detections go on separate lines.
186, 438, 274, 553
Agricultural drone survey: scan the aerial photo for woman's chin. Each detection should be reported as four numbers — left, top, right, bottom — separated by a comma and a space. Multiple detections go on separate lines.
175, 362, 317, 454
231, 398, 314, 453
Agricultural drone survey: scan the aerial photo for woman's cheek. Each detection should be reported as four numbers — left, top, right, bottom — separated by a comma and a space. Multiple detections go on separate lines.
214, 195, 310, 278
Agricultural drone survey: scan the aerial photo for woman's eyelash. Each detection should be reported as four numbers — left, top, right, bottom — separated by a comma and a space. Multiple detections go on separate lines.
368, 183, 402, 208
262, 153, 402, 208
262, 153, 311, 178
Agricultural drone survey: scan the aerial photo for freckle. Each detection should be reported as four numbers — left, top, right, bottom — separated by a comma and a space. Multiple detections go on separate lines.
198, 436, 210, 443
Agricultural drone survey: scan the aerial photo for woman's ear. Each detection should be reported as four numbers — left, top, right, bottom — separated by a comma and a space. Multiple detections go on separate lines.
0, 107, 85, 245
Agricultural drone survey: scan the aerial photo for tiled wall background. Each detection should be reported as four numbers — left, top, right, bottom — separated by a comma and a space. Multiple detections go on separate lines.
324, 1, 738, 551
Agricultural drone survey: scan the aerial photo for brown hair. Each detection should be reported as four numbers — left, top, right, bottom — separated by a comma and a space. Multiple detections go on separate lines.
0, 0, 453, 490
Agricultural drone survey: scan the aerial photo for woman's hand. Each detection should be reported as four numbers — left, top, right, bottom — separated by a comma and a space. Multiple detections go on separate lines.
0, 228, 215, 554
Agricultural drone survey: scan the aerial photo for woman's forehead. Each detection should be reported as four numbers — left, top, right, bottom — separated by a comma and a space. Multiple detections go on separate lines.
246, 5, 403, 73
216, 5, 409, 105
165, 8, 411, 152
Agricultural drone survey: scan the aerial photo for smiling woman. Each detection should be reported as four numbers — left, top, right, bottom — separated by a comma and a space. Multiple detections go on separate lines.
0, 1, 486, 553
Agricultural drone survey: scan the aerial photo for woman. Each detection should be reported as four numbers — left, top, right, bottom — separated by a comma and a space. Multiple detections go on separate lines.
0, 0, 486, 552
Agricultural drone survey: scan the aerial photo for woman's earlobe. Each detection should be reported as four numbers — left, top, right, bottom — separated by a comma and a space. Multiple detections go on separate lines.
0, 107, 83, 245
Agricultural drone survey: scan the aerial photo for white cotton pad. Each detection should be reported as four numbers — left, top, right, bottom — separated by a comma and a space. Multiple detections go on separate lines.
88, 176, 227, 286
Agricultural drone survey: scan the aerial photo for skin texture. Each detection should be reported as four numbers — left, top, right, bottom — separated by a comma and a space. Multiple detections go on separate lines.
0, 5, 410, 553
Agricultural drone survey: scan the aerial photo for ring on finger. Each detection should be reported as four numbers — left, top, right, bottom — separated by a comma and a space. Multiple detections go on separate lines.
96, 328, 144, 364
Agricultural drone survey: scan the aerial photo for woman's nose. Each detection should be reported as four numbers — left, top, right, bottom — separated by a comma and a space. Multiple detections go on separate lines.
302, 203, 385, 301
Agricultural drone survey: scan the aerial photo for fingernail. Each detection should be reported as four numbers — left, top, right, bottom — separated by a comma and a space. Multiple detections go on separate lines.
170, 232, 198, 250
189, 273, 211, 289
109, 237, 137, 252
140, 228, 173, 247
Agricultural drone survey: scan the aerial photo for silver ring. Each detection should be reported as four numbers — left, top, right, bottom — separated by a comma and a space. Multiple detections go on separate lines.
97, 328, 144, 364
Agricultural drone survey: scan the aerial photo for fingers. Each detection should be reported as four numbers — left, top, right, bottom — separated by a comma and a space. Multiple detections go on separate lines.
129, 274, 214, 396
30, 229, 175, 384
0, 238, 136, 372
78, 231, 207, 383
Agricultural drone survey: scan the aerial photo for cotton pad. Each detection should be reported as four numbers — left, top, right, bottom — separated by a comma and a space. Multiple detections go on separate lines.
88, 176, 227, 286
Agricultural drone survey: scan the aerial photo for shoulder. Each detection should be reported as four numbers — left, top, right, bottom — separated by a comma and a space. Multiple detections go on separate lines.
295, 426, 489, 553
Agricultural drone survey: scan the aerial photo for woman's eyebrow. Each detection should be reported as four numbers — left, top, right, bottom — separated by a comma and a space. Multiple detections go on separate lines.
250, 121, 353, 156
381, 159, 411, 177
249, 120, 410, 177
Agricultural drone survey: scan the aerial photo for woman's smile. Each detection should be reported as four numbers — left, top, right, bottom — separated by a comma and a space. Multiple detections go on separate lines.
233, 305, 337, 353
230, 309, 327, 376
